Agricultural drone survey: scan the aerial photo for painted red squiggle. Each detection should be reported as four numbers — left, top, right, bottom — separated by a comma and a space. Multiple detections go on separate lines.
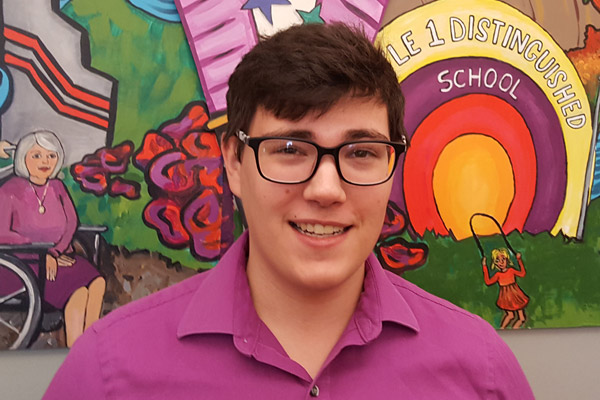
376, 201, 429, 273
71, 141, 140, 199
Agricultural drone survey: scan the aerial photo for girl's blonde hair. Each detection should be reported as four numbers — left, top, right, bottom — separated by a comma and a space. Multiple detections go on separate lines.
491, 248, 514, 270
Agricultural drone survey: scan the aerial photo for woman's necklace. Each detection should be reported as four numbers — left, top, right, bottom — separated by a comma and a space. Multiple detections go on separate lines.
29, 181, 49, 214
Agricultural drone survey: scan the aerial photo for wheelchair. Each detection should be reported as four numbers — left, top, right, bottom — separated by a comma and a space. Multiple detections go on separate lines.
0, 145, 106, 349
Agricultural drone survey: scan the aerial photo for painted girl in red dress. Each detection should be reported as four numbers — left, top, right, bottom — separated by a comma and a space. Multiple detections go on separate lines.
481, 248, 529, 329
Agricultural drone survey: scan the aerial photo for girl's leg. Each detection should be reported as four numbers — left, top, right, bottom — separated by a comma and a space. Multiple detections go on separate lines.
500, 311, 515, 329
512, 309, 527, 329
84, 277, 106, 330
64, 287, 89, 347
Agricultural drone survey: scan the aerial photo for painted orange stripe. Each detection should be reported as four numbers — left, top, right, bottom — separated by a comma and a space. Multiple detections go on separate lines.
403, 94, 536, 238
5, 53, 109, 129
433, 135, 515, 240
4, 27, 110, 111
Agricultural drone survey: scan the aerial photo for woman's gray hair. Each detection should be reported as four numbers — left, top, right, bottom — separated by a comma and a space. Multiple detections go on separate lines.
14, 130, 65, 179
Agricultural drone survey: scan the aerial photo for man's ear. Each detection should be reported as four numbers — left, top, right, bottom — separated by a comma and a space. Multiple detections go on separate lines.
221, 134, 242, 198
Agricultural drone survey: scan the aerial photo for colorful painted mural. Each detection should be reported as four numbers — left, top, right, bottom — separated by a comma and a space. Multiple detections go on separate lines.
0, 0, 205, 350
378, 0, 600, 329
176, 0, 600, 330
1, 0, 600, 352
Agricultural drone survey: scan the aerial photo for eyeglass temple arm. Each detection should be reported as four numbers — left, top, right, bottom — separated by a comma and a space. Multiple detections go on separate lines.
237, 130, 250, 144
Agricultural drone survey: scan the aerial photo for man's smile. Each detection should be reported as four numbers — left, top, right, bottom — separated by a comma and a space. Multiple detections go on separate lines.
290, 221, 351, 237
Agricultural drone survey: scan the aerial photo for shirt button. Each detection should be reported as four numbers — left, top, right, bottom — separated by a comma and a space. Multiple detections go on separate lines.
310, 385, 319, 397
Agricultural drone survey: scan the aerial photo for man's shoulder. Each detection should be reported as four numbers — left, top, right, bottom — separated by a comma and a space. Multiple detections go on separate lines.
91, 270, 209, 335
45, 268, 227, 399
376, 270, 533, 398
383, 269, 492, 331
382, 270, 507, 366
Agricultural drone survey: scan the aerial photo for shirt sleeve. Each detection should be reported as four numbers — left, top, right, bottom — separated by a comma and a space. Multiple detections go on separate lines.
487, 330, 534, 399
51, 180, 79, 256
43, 329, 106, 400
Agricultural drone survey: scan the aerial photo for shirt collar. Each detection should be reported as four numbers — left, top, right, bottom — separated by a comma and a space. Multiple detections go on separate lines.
177, 231, 420, 341
176, 232, 250, 338
356, 253, 420, 341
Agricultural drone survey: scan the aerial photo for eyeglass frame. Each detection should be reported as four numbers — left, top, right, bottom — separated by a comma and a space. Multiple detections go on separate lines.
236, 130, 408, 186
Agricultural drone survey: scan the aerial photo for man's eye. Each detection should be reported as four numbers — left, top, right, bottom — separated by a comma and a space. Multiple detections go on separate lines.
270, 142, 307, 156
279, 146, 301, 154
347, 145, 383, 159
351, 149, 375, 158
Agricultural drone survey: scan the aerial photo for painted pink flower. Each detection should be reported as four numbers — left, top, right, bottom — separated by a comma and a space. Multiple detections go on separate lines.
133, 101, 234, 261
71, 141, 140, 199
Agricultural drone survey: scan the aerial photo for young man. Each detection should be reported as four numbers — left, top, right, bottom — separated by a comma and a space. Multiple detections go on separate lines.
45, 23, 533, 399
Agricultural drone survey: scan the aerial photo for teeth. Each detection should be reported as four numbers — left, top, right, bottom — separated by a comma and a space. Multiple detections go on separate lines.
314, 224, 324, 234
295, 222, 345, 236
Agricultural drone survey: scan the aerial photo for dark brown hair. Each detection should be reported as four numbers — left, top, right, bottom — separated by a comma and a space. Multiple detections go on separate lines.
225, 23, 406, 158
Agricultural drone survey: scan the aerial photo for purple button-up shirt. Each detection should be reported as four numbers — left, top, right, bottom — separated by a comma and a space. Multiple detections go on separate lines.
44, 232, 533, 399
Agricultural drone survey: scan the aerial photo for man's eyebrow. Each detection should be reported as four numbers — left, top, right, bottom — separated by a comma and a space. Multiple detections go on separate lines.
262, 130, 313, 139
345, 129, 389, 141
259, 129, 388, 141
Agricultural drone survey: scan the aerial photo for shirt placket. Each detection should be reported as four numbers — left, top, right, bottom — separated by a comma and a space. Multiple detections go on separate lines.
305, 370, 330, 400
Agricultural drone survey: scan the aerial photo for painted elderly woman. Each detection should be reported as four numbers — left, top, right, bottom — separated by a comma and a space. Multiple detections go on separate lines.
0, 131, 105, 347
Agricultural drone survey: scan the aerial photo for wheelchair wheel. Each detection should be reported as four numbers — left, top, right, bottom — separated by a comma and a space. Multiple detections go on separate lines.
0, 253, 42, 349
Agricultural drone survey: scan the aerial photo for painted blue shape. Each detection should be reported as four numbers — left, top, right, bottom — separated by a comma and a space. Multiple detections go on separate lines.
242, 0, 291, 24
0, 68, 10, 112
128, 0, 181, 22
591, 139, 600, 200
60, 0, 71, 8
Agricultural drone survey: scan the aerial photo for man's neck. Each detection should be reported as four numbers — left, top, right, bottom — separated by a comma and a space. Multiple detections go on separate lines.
246, 261, 365, 379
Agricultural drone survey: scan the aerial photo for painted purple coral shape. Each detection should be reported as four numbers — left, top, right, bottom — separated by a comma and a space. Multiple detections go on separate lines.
175, 0, 259, 114
317, 0, 389, 41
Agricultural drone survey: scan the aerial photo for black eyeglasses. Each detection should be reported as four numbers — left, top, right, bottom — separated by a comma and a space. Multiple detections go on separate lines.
236, 130, 407, 186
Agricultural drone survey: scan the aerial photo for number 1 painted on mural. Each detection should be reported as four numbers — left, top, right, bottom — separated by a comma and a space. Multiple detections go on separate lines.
426, 19, 446, 47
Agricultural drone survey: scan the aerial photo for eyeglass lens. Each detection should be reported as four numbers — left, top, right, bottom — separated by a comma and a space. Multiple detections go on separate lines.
257, 139, 396, 184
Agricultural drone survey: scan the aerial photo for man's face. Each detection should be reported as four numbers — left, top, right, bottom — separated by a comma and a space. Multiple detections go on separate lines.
223, 96, 394, 295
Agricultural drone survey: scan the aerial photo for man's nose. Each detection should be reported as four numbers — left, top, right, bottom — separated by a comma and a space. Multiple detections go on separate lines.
302, 155, 346, 206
